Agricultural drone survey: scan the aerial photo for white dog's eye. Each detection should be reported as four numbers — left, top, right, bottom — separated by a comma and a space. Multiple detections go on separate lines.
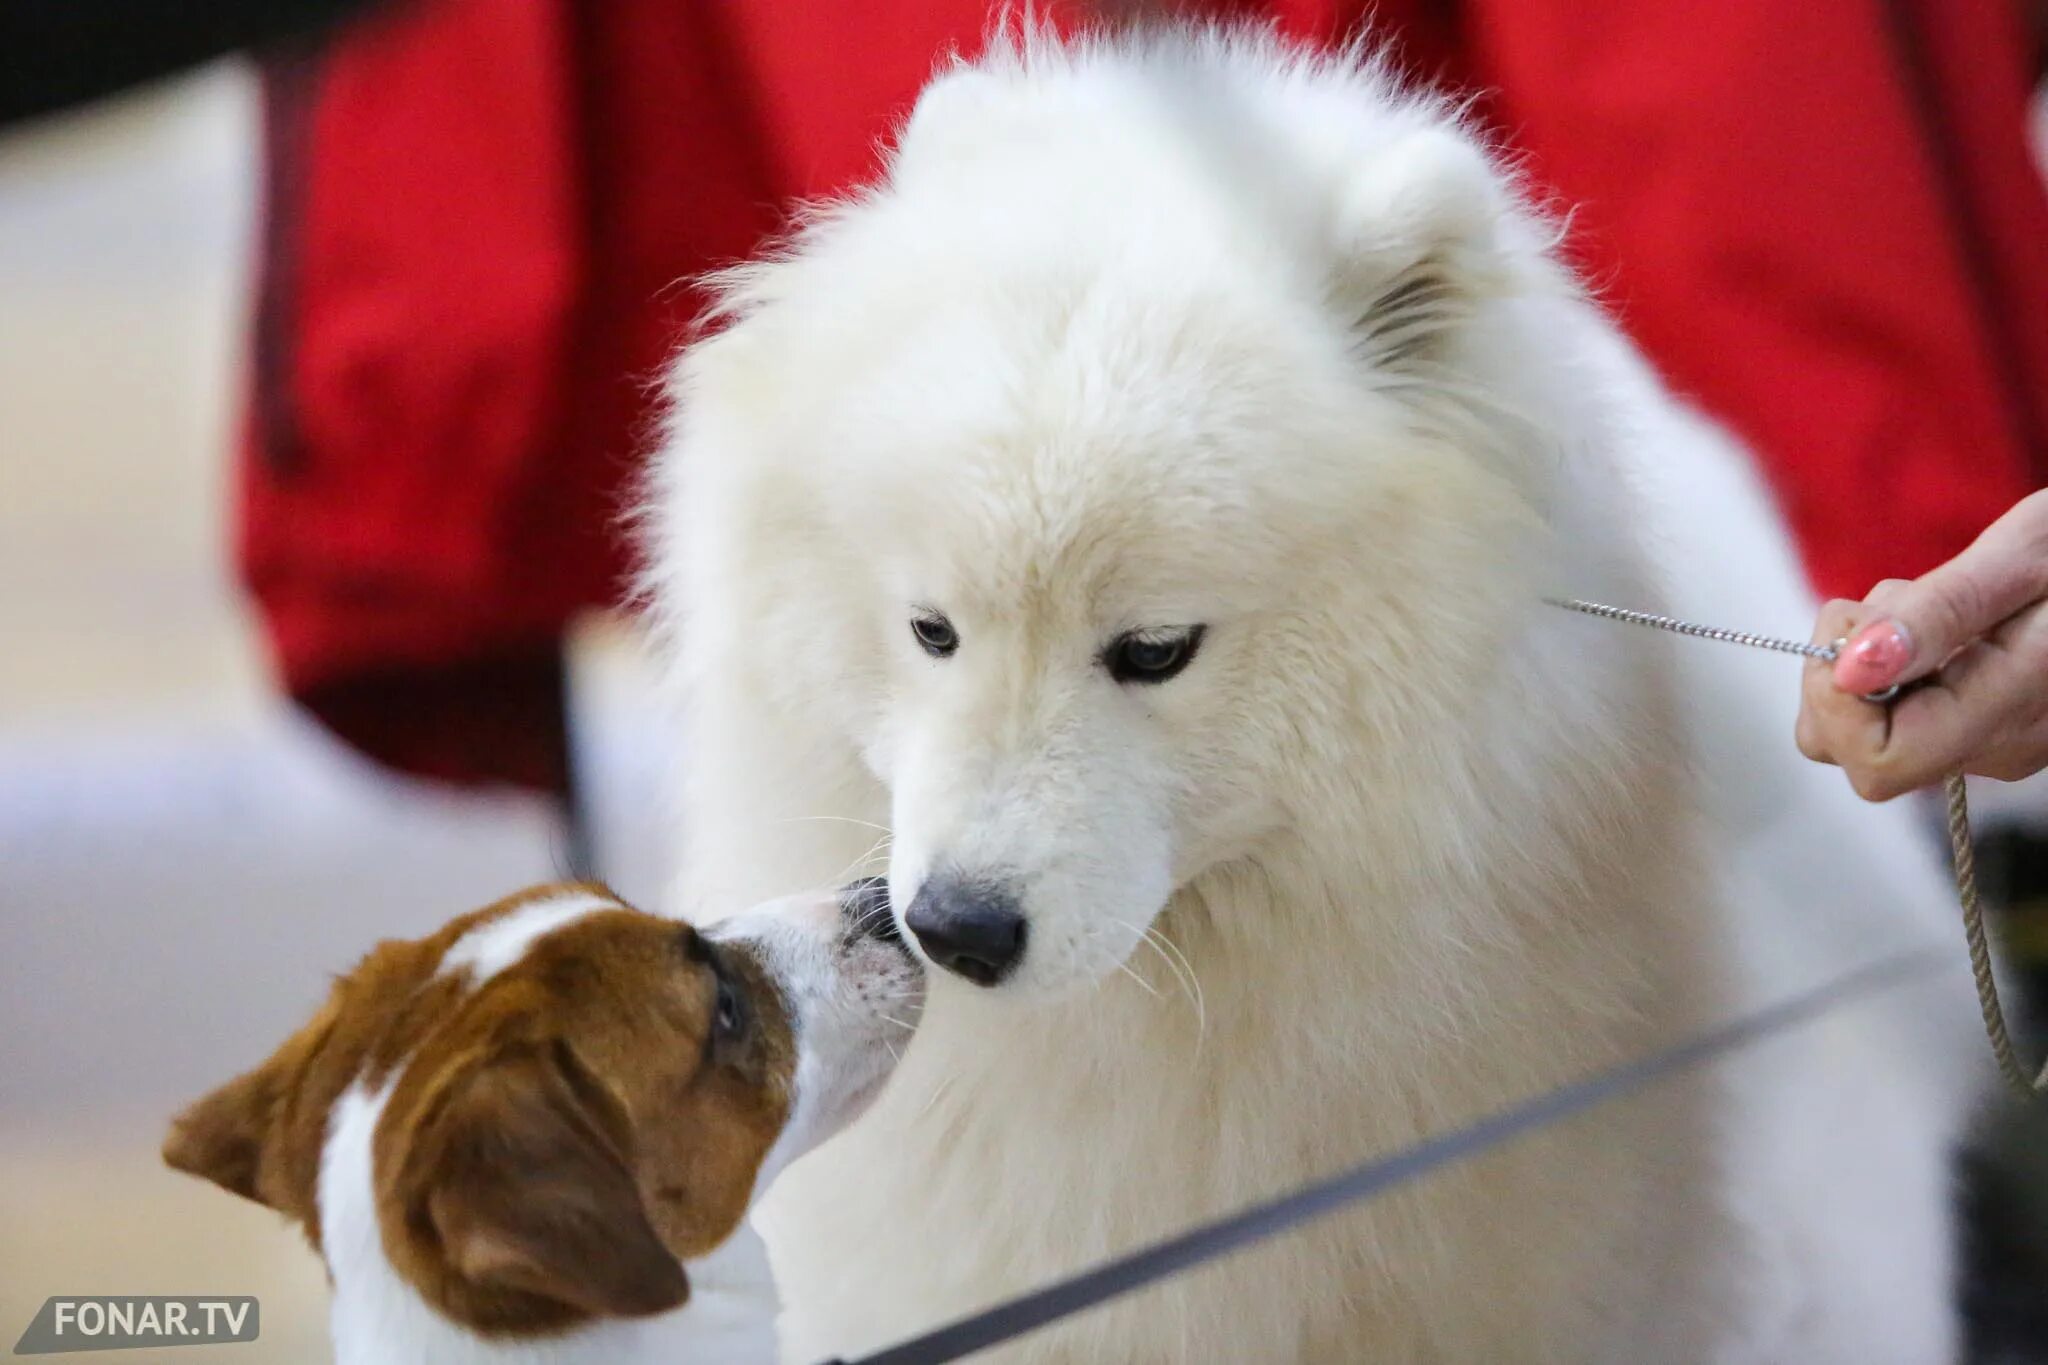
1106, 626, 1206, 684
911, 610, 959, 659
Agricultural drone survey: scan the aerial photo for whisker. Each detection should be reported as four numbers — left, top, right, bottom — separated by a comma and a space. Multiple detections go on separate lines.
1093, 914, 1203, 1042
1145, 924, 1207, 1043
1114, 958, 1162, 998
775, 815, 897, 837
850, 904, 897, 935
916, 1075, 957, 1119
824, 833, 896, 891
1116, 919, 1204, 1045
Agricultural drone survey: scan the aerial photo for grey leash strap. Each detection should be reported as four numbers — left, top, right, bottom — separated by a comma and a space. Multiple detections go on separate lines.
824, 946, 1947, 1365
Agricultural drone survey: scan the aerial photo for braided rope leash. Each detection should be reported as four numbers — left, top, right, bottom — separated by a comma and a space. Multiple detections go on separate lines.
1549, 597, 2047, 1098
1944, 774, 2048, 1094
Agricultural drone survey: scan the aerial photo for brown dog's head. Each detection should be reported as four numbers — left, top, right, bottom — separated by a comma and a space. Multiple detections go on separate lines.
164, 881, 920, 1335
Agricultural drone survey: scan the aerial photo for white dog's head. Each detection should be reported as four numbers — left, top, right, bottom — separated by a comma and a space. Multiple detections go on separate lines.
661, 32, 1569, 1000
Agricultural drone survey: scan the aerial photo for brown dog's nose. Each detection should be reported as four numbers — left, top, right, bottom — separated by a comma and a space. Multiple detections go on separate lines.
905, 877, 1026, 986
839, 877, 900, 943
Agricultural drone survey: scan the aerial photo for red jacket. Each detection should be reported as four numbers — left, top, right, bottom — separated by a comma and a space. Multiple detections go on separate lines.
241, 0, 2048, 787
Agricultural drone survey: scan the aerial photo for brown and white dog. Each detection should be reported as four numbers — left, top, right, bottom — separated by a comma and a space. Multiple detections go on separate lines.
164, 880, 921, 1364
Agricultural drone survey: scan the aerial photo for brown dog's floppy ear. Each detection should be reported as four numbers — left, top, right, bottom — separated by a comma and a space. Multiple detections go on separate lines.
163, 1064, 286, 1205
164, 998, 336, 1210
421, 1040, 688, 1319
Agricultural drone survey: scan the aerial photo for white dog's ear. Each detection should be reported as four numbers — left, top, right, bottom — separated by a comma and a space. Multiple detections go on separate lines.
1329, 126, 1506, 371
895, 67, 1007, 181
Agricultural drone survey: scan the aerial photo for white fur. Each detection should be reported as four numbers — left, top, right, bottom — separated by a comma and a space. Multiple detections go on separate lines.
318, 1080, 777, 1365
711, 894, 925, 1197
437, 892, 615, 984
650, 26, 1980, 1362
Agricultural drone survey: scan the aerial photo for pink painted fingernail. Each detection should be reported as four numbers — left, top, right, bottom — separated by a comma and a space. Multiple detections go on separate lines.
1832, 620, 1913, 693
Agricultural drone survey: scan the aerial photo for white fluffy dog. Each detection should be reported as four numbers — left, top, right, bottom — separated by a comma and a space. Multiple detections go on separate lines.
648, 26, 1980, 1362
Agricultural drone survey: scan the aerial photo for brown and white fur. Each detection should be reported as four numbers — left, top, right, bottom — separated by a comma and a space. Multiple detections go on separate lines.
647, 24, 1980, 1363
163, 881, 921, 1364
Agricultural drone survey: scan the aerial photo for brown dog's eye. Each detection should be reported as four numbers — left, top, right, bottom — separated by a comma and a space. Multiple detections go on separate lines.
911, 611, 959, 659
713, 975, 746, 1042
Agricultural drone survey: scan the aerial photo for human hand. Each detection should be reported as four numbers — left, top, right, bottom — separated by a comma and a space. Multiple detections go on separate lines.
1797, 491, 2048, 800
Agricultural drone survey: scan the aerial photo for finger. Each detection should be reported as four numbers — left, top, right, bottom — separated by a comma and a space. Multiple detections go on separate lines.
1802, 683, 1893, 798
1851, 646, 2009, 797
1808, 597, 1869, 653
1834, 580, 1914, 689
1800, 599, 1890, 777
1843, 598, 2048, 799
1795, 705, 1829, 763
1970, 711, 2048, 784
1837, 490, 2048, 693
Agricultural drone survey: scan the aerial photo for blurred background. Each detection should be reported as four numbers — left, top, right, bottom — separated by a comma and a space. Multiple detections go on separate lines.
1, 2, 2045, 1360
0, 57, 681, 1363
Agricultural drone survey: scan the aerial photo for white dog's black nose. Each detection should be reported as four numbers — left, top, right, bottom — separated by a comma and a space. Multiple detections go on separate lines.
905, 877, 1026, 986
